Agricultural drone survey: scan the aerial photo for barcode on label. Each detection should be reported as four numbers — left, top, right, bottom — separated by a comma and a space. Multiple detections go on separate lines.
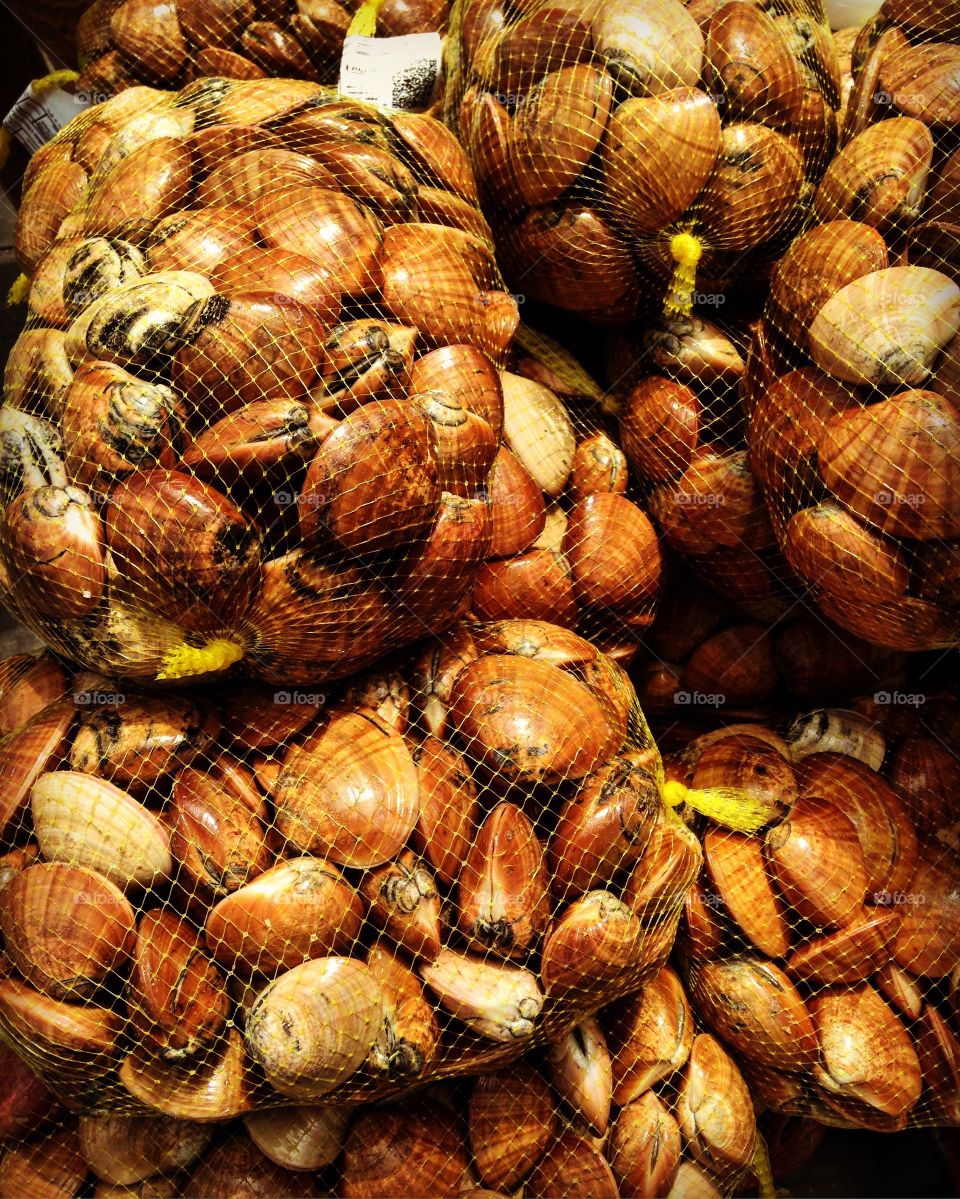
3, 85, 91, 155
339, 33, 442, 111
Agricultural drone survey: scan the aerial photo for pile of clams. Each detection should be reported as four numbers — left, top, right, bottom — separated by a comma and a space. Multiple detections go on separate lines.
446, 0, 842, 324
0, 623, 696, 1116
74, 0, 449, 97
670, 712, 960, 1132
4, 80, 525, 682
746, 4, 960, 651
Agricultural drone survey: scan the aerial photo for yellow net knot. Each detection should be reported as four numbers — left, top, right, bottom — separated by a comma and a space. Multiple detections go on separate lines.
348, 0, 387, 37
6, 273, 29, 307
662, 779, 689, 809
662, 779, 780, 835
664, 229, 704, 320
31, 70, 80, 100
157, 637, 244, 681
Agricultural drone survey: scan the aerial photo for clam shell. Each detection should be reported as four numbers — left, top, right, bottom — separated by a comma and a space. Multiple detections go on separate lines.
0, 701, 75, 839
411, 735, 478, 888
391, 111, 478, 202
692, 733, 796, 817
1, 863, 135, 1000
450, 654, 619, 785
796, 752, 919, 894
299, 398, 440, 555
3, 329, 74, 421
620, 376, 699, 482
180, 1133, 316, 1198
0, 976, 123, 1063
570, 431, 628, 503
500, 372, 575, 499
687, 956, 818, 1072
469, 1062, 557, 1191
15, 160, 89, 274
79, 1114, 211, 1186
169, 757, 270, 900
275, 709, 420, 868
541, 889, 646, 997
212, 79, 323, 128
244, 957, 383, 1099
306, 141, 418, 218
564, 494, 662, 614
146, 207, 256, 277
814, 117, 933, 231
624, 816, 703, 924
120, 1026, 254, 1121
811, 984, 922, 1118
704, 830, 790, 959
110, 0, 185, 81
765, 796, 868, 929
681, 624, 778, 708
70, 692, 219, 796
704, 1, 805, 126
318, 320, 417, 412
767, 220, 888, 351
786, 907, 902, 985
409, 344, 503, 440
593, 0, 704, 94
786, 710, 885, 770
419, 949, 543, 1042
486, 447, 546, 558
667, 1161, 723, 1199
128, 910, 229, 1061
392, 492, 491, 618
197, 150, 333, 209
642, 314, 745, 387
183, 398, 333, 484
0, 655, 66, 738
602, 89, 721, 237
609, 1091, 681, 1198
63, 236, 148, 320
888, 734, 960, 848
817, 390, 960, 540
240, 21, 316, 78
364, 943, 439, 1081
61, 360, 185, 488
607, 964, 693, 1105
359, 850, 441, 960
875, 961, 924, 1021
472, 550, 578, 627
2, 485, 105, 620
31, 771, 172, 891
809, 266, 960, 388
244, 1105, 350, 1172
458, 802, 549, 958
526, 1127, 619, 1199
84, 137, 193, 242
682, 876, 725, 961
0, 1128, 87, 1199
206, 856, 364, 975
676, 1033, 757, 1181
214, 246, 342, 318
341, 1098, 467, 1199
549, 750, 660, 898
545, 1016, 612, 1135
879, 41, 960, 126
414, 390, 497, 495
784, 504, 910, 604
890, 850, 960, 977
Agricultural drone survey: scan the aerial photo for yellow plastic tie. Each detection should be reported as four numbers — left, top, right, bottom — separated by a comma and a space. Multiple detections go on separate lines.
348, 0, 388, 37
660, 778, 778, 834
752, 1133, 777, 1199
31, 70, 80, 101
6, 274, 29, 307
664, 229, 703, 320
157, 637, 244, 681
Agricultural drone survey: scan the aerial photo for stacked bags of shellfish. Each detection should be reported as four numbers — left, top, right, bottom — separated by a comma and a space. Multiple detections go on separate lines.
72, 0, 450, 97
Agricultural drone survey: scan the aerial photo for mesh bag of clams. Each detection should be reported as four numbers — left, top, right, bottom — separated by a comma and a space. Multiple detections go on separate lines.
741, 0, 960, 652
444, 0, 842, 327
73, 0, 450, 98
661, 704, 960, 1133
0, 621, 779, 1118
2, 78, 667, 684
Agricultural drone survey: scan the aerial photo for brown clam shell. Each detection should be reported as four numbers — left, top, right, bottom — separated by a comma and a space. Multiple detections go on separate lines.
602, 88, 721, 237
128, 910, 229, 1062
890, 850, 960, 977
181, 1131, 317, 1198
620, 376, 699, 482
624, 816, 703, 924
359, 850, 441, 961
811, 984, 922, 1119
341, 1098, 467, 1199
563, 494, 662, 614
875, 961, 925, 1022
765, 796, 868, 929
364, 944, 439, 1082
526, 1127, 619, 1199
545, 1016, 612, 1135
450, 654, 619, 786
704, 830, 790, 959
570, 431, 628, 503
486, 446, 546, 559
1, 863, 135, 1000
541, 889, 645, 997
15, 160, 88, 275
786, 907, 902, 986
414, 389, 497, 495
411, 735, 478, 889
213, 246, 342, 317
0, 976, 123, 1063
687, 956, 818, 1072
692, 733, 796, 817
609, 1090, 681, 1199
2, 486, 105, 620
205, 856, 364, 976
608, 964, 693, 1106
299, 398, 440, 555
84, 137, 193, 242
676, 1032, 756, 1181
0, 701, 75, 842
0, 1128, 87, 1199
549, 750, 660, 898
244, 1104, 349, 1174
888, 735, 960, 848
183, 398, 334, 484
197, 149, 333, 209
784, 504, 910, 604
120, 1026, 254, 1122
471, 550, 578, 627
458, 802, 548, 958
682, 877, 725, 961
79, 1112, 211, 1187
469, 1062, 557, 1191
879, 41, 960, 127
145, 205, 257, 277
70, 692, 219, 796
275, 708, 420, 868
110, 0, 185, 81
704, 1, 805, 127
3, 328, 74, 421
682, 625, 779, 708
391, 110, 478, 202
409, 344, 503, 440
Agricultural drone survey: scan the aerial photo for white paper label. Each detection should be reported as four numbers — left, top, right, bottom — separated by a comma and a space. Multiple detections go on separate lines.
3, 85, 91, 155
339, 32, 442, 111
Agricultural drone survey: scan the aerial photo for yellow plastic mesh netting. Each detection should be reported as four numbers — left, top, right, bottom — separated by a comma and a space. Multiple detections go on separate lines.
68, 0, 450, 98
0, 621, 769, 1121
2, 81, 671, 684
445, 0, 842, 326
